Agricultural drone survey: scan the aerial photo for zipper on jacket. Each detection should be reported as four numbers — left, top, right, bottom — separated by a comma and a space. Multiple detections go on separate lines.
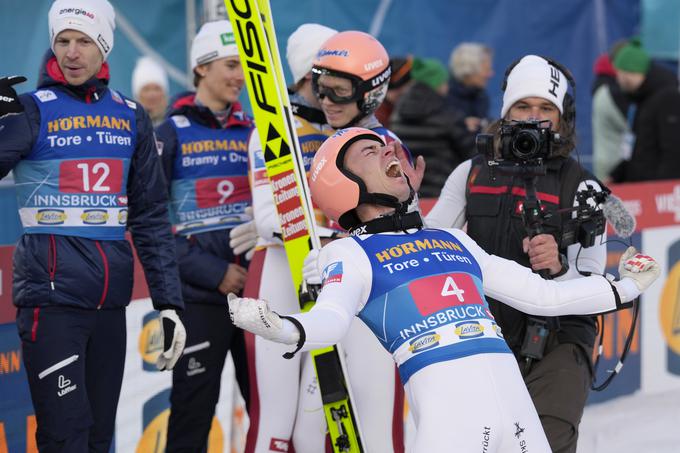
94, 241, 110, 309
85, 86, 96, 104
48, 235, 57, 290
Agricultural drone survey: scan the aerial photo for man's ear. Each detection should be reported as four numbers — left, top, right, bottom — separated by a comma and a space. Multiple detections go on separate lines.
195, 63, 210, 78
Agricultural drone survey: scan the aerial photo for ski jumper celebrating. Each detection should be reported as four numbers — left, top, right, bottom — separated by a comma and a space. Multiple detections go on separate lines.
155, 20, 254, 452
0, 0, 185, 451
426, 55, 607, 452
229, 127, 660, 453
309, 30, 429, 452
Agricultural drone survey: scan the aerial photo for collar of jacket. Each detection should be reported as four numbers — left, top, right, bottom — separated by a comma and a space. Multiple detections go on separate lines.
169, 93, 252, 129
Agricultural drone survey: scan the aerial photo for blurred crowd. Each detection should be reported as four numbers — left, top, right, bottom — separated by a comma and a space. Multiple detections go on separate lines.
132, 37, 680, 197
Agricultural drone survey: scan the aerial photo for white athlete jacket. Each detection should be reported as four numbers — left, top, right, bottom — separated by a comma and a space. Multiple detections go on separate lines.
290, 228, 639, 383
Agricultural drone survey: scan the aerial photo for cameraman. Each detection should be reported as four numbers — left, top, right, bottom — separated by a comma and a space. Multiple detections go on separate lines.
426, 55, 606, 453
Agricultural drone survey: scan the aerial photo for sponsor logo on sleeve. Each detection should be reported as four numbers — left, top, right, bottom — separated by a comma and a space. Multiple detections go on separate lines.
110, 90, 124, 104
269, 438, 290, 452
321, 261, 343, 286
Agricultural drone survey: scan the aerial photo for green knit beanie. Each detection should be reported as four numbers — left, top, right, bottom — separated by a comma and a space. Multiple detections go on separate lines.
613, 38, 650, 74
410, 57, 449, 91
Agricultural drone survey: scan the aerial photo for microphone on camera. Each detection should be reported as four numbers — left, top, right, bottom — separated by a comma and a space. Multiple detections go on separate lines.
602, 194, 636, 238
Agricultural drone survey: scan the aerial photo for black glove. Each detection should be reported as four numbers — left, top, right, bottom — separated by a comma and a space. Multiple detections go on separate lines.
0, 76, 27, 119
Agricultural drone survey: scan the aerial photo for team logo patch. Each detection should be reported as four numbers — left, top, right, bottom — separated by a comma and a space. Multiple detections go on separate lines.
455, 321, 484, 339
321, 261, 343, 286
110, 90, 124, 104
35, 90, 57, 103
408, 331, 441, 353
36, 209, 66, 225
171, 115, 190, 128
269, 438, 290, 452
81, 209, 108, 225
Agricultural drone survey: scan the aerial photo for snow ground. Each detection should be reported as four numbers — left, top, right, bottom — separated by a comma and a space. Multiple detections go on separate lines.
577, 389, 680, 453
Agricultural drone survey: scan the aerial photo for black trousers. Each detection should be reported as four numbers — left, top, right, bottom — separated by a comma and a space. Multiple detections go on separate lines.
519, 336, 593, 453
166, 303, 249, 453
17, 306, 126, 453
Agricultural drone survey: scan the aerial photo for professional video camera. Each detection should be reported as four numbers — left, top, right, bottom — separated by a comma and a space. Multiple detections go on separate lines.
476, 119, 560, 173
476, 119, 607, 251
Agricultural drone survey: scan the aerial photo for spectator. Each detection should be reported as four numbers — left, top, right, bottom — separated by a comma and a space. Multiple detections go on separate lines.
131, 56, 169, 126
447, 42, 494, 133
610, 38, 680, 182
155, 20, 253, 453
374, 56, 413, 127
591, 43, 631, 181
427, 55, 608, 453
390, 57, 475, 198
0, 0, 185, 450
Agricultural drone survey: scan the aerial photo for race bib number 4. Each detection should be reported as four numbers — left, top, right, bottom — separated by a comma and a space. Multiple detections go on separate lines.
408, 273, 483, 316
59, 159, 123, 193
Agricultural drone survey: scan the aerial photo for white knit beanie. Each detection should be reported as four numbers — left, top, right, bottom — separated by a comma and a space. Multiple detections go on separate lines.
501, 55, 568, 118
131, 57, 169, 98
190, 20, 239, 70
48, 0, 116, 60
286, 23, 338, 84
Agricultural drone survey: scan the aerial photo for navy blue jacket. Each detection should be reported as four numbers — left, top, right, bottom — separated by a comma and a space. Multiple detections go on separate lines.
0, 52, 183, 311
156, 94, 253, 305
445, 78, 491, 124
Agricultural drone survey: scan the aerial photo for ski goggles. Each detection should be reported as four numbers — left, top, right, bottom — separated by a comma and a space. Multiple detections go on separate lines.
311, 67, 361, 104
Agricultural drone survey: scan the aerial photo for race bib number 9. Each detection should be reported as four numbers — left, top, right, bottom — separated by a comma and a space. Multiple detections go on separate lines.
408, 273, 483, 316
195, 176, 250, 208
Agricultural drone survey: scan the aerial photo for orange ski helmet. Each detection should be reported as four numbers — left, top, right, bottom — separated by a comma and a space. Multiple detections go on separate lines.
312, 31, 391, 122
310, 127, 411, 229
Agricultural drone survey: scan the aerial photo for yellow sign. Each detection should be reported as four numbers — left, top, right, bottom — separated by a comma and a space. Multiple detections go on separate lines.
660, 260, 680, 354
136, 410, 224, 453
138, 317, 163, 365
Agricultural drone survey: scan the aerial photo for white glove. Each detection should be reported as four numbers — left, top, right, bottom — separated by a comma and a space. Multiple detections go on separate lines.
227, 293, 299, 344
618, 246, 661, 293
302, 248, 322, 285
156, 309, 187, 371
229, 206, 257, 260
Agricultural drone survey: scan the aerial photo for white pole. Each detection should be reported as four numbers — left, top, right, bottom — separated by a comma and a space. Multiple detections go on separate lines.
186, 0, 197, 84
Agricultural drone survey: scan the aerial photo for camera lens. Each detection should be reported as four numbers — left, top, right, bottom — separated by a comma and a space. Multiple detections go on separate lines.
512, 130, 540, 158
